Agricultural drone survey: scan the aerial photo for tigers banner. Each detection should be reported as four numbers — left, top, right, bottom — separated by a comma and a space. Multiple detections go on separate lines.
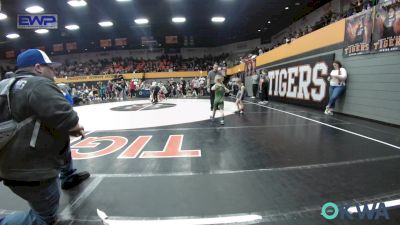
343, 9, 373, 57
259, 54, 334, 109
371, 1, 400, 53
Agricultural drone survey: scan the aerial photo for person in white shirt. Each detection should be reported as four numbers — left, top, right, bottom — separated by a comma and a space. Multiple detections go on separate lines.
325, 61, 347, 115
192, 77, 200, 97
199, 77, 206, 96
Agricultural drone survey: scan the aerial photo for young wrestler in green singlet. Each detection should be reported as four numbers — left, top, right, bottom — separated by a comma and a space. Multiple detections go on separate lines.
210, 75, 230, 125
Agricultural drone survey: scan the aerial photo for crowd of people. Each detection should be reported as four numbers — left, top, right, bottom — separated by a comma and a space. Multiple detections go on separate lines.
240, 0, 388, 58
66, 75, 216, 105
55, 53, 229, 77
280, 0, 386, 46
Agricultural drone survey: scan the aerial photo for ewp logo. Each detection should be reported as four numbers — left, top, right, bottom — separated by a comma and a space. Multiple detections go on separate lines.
17, 14, 58, 29
321, 202, 390, 220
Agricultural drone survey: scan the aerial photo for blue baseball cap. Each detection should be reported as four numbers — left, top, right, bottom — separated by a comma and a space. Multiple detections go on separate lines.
17, 49, 61, 69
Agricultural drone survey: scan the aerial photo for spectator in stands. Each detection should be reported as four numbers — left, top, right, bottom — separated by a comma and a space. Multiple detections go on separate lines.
325, 61, 348, 116
53, 53, 229, 77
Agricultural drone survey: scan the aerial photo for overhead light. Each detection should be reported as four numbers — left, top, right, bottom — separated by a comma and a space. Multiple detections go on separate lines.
285, 6, 289, 10
35, 29, 49, 34
98, 21, 113, 27
116, 0, 132, 1
25, 6, 44, 13
0, 12, 7, 20
135, 18, 149, 24
68, 0, 87, 7
6, 33, 20, 39
268, 20, 271, 24
258, 29, 261, 32
65, 24, 80, 30
295, 2, 300, 6
172, 17, 186, 23
211, 17, 225, 23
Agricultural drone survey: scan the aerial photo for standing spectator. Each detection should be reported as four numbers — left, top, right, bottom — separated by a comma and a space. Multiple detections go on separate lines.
192, 77, 200, 97
180, 78, 187, 98
107, 80, 113, 100
172, 80, 177, 97
71, 84, 77, 97
251, 71, 259, 98
258, 69, 269, 104
100, 82, 107, 101
121, 80, 127, 101
116, 74, 126, 101
231, 78, 239, 96
115, 82, 121, 101
129, 79, 136, 98
150, 81, 160, 103
0, 49, 89, 225
199, 76, 206, 96
159, 83, 168, 101
325, 61, 348, 115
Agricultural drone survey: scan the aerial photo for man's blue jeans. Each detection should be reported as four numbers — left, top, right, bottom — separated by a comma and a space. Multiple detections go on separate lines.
327, 85, 346, 108
0, 178, 60, 225
0, 152, 77, 225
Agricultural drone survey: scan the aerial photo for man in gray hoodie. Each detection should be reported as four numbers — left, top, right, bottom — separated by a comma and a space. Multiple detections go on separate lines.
0, 49, 89, 225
